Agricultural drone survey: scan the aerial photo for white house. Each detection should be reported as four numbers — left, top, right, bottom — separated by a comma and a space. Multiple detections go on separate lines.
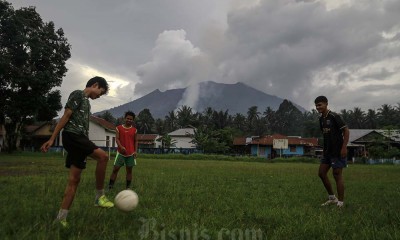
168, 127, 196, 149
59, 115, 116, 148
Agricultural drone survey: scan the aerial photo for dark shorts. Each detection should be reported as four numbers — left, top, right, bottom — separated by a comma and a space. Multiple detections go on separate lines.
321, 156, 347, 169
62, 131, 98, 169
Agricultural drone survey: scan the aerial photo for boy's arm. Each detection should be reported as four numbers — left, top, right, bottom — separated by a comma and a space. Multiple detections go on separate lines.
41, 108, 73, 152
341, 127, 349, 158
115, 127, 126, 153
133, 130, 138, 157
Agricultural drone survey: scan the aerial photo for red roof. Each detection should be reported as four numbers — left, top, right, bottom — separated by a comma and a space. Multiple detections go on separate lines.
89, 115, 115, 131
137, 134, 159, 144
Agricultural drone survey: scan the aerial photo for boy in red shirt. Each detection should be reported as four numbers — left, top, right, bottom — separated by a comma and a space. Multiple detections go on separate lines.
108, 111, 138, 190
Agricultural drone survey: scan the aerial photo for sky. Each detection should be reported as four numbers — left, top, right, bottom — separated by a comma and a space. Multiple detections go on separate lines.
9, 0, 400, 115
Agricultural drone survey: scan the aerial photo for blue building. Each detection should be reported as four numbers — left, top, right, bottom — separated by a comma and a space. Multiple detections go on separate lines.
233, 134, 319, 158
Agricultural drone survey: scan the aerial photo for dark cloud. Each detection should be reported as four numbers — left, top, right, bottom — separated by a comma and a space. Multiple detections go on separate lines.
9, 0, 400, 113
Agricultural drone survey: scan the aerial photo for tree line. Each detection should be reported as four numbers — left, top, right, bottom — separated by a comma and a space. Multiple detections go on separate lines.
97, 100, 400, 154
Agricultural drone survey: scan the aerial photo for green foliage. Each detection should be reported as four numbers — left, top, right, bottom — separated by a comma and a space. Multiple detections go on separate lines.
1, 153, 400, 239
156, 134, 177, 149
0, 1, 71, 152
136, 108, 155, 134
96, 111, 117, 124
191, 127, 237, 154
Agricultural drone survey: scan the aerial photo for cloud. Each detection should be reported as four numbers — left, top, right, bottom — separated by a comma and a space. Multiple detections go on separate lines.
135, 30, 211, 95
59, 61, 138, 114
209, 0, 400, 110
10, 0, 400, 114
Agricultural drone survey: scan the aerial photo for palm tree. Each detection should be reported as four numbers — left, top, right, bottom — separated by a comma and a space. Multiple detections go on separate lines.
136, 109, 155, 134
232, 113, 247, 134
164, 110, 177, 132
212, 109, 231, 129
378, 104, 395, 127
365, 109, 377, 129
157, 134, 177, 149
176, 105, 195, 128
263, 107, 276, 134
351, 107, 365, 129
247, 106, 260, 135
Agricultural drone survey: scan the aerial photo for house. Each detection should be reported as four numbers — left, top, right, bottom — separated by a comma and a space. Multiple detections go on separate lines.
137, 134, 162, 149
347, 129, 400, 159
16, 115, 116, 151
20, 121, 61, 151
86, 115, 116, 148
168, 127, 196, 149
233, 134, 319, 158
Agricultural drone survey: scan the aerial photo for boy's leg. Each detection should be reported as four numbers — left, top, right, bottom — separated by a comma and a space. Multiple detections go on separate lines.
89, 148, 109, 191
89, 148, 113, 208
318, 163, 334, 195
126, 166, 133, 189
333, 168, 344, 201
56, 165, 82, 225
60, 165, 83, 209
319, 163, 338, 206
109, 166, 121, 189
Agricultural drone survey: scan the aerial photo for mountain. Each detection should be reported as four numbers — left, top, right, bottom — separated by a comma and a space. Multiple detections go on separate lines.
96, 81, 306, 119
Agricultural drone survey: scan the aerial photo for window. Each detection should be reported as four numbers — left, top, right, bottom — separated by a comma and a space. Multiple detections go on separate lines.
112, 137, 116, 147
290, 146, 296, 152
106, 136, 110, 147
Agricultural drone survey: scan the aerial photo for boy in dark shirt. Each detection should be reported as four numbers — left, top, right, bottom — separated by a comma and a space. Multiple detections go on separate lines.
315, 96, 349, 208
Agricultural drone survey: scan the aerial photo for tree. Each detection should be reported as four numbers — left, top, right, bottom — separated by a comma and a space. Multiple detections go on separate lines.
157, 134, 177, 149
176, 105, 196, 128
246, 106, 260, 135
350, 107, 365, 129
274, 100, 303, 136
154, 118, 165, 135
232, 113, 246, 134
164, 110, 177, 133
0, 1, 71, 152
212, 109, 231, 129
301, 109, 320, 137
97, 111, 116, 124
364, 109, 378, 129
378, 104, 396, 128
136, 109, 155, 134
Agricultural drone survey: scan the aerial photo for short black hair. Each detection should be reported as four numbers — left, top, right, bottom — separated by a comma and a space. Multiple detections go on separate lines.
314, 96, 328, 104
124, 111, 135, 119
86, 76, 109, 94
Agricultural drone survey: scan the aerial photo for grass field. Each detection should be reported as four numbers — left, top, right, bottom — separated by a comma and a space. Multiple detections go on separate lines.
0, 153, 399, 240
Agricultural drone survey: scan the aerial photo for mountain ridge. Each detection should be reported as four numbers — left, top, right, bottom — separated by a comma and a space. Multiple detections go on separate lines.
96, 81, 306, 118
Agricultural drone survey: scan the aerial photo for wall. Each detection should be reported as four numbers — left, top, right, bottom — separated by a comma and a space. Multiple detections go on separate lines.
88, 122, 116, 147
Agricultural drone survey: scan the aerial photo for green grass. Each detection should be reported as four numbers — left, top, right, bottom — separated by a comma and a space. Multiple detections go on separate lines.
0, 152, 399, 240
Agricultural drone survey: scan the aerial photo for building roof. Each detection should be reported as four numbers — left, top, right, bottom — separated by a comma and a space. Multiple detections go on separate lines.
137, 134, 160, 144
89, 115, 116, 131
168, 128, 195, 136
348, 129, 400, 145
137, 134, 159, 141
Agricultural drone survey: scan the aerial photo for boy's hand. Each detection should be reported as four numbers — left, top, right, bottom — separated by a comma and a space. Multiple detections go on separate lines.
341, 146, 347, 158
120, 147, 126, 154
41, 140, 53, 153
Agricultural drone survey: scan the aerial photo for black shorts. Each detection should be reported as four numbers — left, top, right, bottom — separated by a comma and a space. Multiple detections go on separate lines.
62, 131, 98, 169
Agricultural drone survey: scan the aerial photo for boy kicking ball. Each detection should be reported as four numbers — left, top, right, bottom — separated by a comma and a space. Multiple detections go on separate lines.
41, 76, 114, 228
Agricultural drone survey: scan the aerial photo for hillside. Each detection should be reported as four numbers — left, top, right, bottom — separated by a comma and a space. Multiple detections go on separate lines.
96, 81, 305, 118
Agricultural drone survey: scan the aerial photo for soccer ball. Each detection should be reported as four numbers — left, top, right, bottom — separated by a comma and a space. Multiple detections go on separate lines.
114, 189, 139, 212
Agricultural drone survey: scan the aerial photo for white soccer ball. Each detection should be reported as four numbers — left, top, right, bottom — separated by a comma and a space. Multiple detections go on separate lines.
114, 189, 139, 212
